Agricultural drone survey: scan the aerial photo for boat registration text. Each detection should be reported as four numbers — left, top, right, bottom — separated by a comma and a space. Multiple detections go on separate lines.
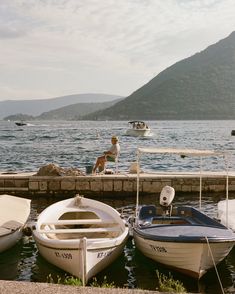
149, 245, 167, 253
55, 251, 73, 259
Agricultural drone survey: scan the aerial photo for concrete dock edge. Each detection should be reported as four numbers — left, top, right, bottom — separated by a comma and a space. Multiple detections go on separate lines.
0, 280, 163, 294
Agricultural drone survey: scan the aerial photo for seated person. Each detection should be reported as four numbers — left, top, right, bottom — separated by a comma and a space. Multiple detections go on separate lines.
92, 136, 120, 173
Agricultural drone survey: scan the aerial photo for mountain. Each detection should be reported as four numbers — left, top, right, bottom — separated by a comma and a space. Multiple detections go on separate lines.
4, 98, 122, 121
36, 99, 122, 120
83, 32, 235, 120
0, 93, 122, 119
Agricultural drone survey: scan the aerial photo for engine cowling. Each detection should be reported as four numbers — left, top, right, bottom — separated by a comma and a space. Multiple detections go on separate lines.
160, 185, 175, 207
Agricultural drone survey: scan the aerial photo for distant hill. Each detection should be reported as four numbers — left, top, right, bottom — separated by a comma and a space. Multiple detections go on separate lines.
83, 32, 235, 120
0, 93, 122, 119
36, 99, 122, 120
4, 98, 122, 121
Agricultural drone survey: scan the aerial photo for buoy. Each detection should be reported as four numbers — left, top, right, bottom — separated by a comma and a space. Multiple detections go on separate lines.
22, 223, 35, 236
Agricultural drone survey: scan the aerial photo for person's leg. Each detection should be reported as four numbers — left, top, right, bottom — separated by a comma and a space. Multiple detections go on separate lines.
93, 155, 106, 173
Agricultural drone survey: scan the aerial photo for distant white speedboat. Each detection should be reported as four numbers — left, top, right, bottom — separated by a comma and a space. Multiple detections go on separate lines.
125, 121, 152, 137
0, 194, 31, 253
32, 195, 129, 285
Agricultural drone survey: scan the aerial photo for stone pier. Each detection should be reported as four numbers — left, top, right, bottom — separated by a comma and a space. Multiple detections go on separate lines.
0, 171, 235, 198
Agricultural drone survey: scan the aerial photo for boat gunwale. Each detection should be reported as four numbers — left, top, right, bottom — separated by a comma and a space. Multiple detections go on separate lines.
133, 226, 235, 243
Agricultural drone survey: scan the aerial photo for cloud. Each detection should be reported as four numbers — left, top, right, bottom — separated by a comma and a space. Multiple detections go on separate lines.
0, 0, 235, 100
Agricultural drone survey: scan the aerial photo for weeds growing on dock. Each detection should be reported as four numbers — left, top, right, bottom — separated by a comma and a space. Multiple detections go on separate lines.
47, 274, 115, 288
156, 270, 187, 293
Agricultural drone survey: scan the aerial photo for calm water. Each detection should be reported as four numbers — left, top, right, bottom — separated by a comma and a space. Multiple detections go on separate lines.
0, 120, 234, 173
0, 120, 235, 293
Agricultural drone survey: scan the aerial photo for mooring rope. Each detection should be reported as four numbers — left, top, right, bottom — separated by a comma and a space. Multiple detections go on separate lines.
205, 236, 225, 294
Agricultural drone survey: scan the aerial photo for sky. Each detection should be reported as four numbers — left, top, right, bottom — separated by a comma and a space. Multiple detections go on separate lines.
1, 0, 235, 101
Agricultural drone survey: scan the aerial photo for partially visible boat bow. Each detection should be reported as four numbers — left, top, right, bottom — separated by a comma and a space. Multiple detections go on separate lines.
0, 194, 31, 253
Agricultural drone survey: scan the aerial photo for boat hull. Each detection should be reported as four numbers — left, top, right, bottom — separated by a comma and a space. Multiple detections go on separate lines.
0, 194, 31, 253
134, 230, 234, 278
125, 128, 151, 137
0, 230, 22, 253
34, 234, 128, 283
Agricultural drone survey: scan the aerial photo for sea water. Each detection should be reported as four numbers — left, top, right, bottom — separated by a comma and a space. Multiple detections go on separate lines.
0, 120, 235, 293
0, 120, 234, 173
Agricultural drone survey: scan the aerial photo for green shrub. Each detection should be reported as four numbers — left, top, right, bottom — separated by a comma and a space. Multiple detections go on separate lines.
47, 274, 82, 286
90, 276, 115, 288
156, 270, 187, 293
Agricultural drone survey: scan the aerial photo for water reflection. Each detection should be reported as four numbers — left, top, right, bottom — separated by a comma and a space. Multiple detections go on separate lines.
0, 242, 22, 280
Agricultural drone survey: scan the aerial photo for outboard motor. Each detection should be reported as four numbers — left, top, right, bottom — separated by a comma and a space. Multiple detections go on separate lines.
160, 185, 175, 216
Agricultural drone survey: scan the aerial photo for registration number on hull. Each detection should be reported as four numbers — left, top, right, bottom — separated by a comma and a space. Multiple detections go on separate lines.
55, 251, 73, 259
149, 244, 167, 253
97, 250, 113, 259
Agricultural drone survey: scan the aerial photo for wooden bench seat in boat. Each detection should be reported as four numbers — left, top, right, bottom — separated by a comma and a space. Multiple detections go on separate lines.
38, 227, 120, 234
40, 219, 118, 226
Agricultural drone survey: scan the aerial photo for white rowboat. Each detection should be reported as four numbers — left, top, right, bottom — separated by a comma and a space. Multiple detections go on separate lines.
0, 194, 31, 253
32, 195, 129, 285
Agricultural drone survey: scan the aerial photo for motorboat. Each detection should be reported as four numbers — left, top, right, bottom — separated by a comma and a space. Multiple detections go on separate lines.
15, 121, 27, 126
0, 194, 31, 253
32, 195, 129, 285
132, 148, 235, 279
125, 121, 152, 137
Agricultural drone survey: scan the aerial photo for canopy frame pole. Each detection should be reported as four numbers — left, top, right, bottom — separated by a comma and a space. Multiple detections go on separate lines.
224, 153, 229, 227
135, 150, 140, 223
199, 156, 202, 210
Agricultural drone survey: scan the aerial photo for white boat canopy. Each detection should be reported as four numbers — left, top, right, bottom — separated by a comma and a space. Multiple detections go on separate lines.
135, 147, 230, 222
137, 147, 225, 157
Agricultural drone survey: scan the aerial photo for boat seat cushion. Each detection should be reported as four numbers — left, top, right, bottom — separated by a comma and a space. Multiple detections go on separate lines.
106, 155, 116, 162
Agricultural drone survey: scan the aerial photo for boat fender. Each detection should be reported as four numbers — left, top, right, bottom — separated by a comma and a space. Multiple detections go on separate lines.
22, 225, 33, 236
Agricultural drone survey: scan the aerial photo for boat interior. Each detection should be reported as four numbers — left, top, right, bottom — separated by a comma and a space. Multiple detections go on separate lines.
137, 185, 222, 228
0, 220, 22, 236
138, 205, 221, 228
39, 210, 121, 240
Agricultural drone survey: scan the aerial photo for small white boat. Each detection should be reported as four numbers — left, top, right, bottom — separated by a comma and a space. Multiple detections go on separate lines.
0, 194, 31, 253
133, 148, 235, 279
32, 195, 129, 285
218, 199, 235, 231
125, 121, 152, 137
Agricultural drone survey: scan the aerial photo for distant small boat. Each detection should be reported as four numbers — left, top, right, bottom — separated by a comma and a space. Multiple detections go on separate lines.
0, 194, 31, 253
15, 121, 27, 126
125, 121, 152, 137
231, 130, 235, 136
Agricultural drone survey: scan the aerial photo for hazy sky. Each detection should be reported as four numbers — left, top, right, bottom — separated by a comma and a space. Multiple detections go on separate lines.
1, 0, 235, 101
